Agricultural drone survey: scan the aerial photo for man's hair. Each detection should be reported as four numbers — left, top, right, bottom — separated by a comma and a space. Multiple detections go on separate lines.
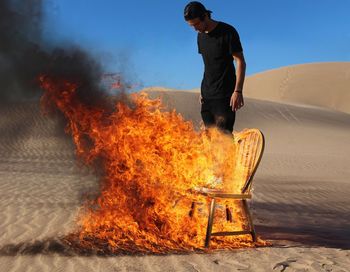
184, 1, 212, 21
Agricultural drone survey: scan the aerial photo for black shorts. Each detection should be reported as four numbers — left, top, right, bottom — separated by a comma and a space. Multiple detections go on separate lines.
201, 98, 236, 134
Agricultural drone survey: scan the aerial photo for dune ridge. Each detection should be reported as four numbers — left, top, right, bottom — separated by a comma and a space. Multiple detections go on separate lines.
244, 62, 350, 114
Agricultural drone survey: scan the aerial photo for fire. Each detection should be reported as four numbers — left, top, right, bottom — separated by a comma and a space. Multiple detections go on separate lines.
39, 75, 265, 254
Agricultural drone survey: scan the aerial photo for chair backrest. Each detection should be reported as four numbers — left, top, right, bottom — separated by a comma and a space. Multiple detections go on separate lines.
233, 129, 265, 194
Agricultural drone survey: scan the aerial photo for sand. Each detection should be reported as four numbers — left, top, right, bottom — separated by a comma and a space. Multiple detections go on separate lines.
1, 63, 350, 271
243, 62, 350, 114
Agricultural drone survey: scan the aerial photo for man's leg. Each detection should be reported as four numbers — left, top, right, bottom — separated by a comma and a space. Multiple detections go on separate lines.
201, 100, 216, 128
211, 99, 236, 134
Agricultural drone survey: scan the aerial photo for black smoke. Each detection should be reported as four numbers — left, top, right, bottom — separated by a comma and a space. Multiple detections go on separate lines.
0, 0, 109, 106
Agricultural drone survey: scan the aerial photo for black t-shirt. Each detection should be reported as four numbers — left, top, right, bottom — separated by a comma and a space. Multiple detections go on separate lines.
198, 22, 243, 99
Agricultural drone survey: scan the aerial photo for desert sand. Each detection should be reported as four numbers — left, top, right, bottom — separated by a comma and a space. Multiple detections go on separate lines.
1, 62, 350, 271
243, 62, 350, 114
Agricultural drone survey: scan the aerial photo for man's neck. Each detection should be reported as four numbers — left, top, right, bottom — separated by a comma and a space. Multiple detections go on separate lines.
205, 20, 218, 33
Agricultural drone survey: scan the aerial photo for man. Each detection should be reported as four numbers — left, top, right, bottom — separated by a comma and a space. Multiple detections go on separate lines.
184, 2, 246, 133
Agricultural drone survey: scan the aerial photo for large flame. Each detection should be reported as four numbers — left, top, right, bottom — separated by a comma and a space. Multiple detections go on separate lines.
39, 75, 264, 254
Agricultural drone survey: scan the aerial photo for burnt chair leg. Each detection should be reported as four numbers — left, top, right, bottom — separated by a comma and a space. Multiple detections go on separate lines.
205, 198, 216, 248
225, 205, 233, 222
242, 199, 256, 242
189, 202, 196, 218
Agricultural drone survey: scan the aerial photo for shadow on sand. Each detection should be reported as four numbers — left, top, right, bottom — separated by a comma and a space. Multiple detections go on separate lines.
254, 201, 350, 250
0, 237, 205, 257
0, 238, 74, 256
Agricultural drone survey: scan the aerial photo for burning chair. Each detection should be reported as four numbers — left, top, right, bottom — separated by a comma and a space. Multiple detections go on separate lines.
191, 128, 265, 248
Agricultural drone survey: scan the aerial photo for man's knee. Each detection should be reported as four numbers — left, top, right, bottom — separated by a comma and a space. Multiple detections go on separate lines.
215, 113, 235, 133
215, 115, 226, 127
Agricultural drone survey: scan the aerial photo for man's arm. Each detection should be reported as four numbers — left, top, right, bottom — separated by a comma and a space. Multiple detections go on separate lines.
230, 51, 246, 111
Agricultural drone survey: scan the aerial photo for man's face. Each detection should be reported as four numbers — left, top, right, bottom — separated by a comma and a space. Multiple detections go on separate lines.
186, 17, 207, 33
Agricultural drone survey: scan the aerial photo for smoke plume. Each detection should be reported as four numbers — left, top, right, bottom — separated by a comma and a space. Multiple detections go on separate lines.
0, 0, 108, 106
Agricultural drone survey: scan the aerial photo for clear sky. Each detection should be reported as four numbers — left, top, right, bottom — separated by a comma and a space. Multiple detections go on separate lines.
43, 0, 350, 90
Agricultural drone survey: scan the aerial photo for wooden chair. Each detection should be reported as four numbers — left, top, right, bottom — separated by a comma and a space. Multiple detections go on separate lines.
191, 129, 265, 248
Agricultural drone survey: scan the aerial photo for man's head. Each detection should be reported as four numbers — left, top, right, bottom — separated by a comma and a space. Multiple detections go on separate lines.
184, 1, 212, 33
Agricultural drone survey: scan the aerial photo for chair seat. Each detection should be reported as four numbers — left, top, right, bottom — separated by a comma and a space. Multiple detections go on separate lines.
193, 187, 252, 199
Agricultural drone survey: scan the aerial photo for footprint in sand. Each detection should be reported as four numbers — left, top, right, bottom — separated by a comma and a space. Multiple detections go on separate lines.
273, 258, 297, 271
278, 67, 292, 101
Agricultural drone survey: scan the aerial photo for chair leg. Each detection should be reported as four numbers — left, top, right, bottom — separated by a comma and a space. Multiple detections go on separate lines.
205, 198, 216, 248
189, 202, 196, 218
242, 200, 256, 242
225, 205, 233, 222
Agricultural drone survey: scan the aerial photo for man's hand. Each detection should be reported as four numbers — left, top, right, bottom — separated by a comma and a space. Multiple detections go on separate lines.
230, 91, 244, 111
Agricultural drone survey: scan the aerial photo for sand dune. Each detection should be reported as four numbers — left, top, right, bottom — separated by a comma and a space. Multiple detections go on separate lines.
244, 62, 350, 114
1, 86, 350, 271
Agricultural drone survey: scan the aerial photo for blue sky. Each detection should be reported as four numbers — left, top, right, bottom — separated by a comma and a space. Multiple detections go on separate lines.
43, 0, 350, 90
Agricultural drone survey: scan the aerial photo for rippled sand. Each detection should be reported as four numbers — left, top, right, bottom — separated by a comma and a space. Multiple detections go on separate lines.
1, 85, 350, 271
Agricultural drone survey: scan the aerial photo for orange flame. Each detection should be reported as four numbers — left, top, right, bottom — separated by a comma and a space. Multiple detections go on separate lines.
39, 75, 265, 254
